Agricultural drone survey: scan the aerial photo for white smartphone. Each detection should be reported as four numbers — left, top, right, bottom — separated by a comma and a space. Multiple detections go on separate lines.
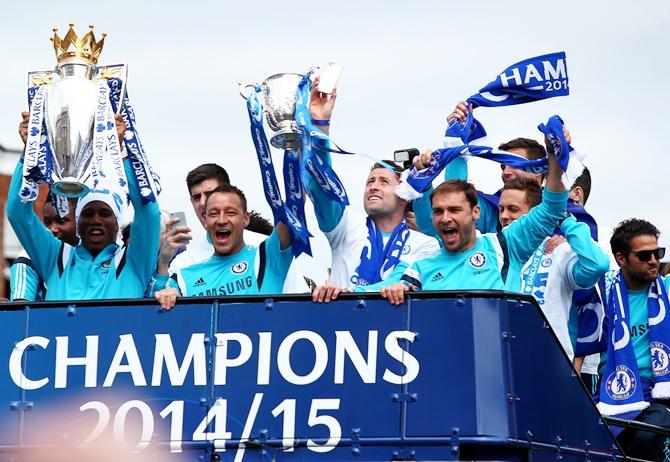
169, 211, 187, 228
317, 62, 343, 94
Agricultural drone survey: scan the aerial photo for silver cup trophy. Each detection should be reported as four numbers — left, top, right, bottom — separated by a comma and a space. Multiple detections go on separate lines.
27, 24, 127, 197
239, 73, 303, 150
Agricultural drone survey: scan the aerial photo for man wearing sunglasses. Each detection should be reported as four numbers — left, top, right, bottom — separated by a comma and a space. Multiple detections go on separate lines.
598, 219, 670, 461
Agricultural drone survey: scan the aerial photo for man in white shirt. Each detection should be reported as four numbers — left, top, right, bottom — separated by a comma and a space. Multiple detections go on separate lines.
307, 82, 440, 302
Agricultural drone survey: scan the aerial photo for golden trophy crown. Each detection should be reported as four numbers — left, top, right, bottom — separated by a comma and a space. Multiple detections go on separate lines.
51, 24, 106, 64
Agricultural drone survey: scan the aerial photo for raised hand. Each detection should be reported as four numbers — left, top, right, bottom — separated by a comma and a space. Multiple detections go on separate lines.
446, 101, 472, 124
309, 76, 337, 123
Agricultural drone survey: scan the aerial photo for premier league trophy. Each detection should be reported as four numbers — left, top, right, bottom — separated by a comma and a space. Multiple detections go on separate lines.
239, 73, 303, 149
25, 24, 127, 198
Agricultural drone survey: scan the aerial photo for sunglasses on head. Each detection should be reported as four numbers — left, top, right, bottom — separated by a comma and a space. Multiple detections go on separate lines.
631, 247, 666, 261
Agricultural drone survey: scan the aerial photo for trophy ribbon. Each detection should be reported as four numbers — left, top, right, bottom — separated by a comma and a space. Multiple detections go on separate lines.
25, 86, 69, 218
21, 85, 49, 202
107, 78, 162, 204
294, 74, 349, 207
246, 87, 312, 257
91, 81, 128, 198
282, 148, 306, 234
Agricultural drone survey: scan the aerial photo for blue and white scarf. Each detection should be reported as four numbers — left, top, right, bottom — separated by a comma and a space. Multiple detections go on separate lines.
397, 112, 585, 201
353, 218, 410, 287
598, 273, 670, 417
396, 114, 542, 200
467, 52, 569, 108
537, 115, 586, 190
559, 202, 606, 358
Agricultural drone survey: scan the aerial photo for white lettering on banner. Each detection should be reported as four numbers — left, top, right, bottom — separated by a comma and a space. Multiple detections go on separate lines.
9, 336, 50, 390
103, 334, 147, 387
257, 332, 272, 385
383, 331, 420, 384
213, 333, 253, 385
9, 329, 420, 390
277, 330, 329, 385
55, 335, 99, 389
524, 63, 542, 84
151, 333, 207, 386
80, 397, 341, 455
498, 58, 567, 88
543, 58, 567, 80
114, 400, 154, 450
334, 331, 378, 384
499, 67, 522, 87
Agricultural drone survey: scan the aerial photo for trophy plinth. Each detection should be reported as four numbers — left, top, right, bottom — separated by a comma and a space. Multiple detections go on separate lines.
51, 178, 90, 198
270, 122, 301, 149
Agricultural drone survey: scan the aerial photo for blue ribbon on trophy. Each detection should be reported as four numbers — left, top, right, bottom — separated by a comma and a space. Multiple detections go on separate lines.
92, 81, 129, 198
467, 52, 569, 108
24, 85, 69, 217
283, 149, 307, 234
22, 86, 50, 200
245, 87, 312, 257
107, 77, 162, 204
294, 74, 350, 207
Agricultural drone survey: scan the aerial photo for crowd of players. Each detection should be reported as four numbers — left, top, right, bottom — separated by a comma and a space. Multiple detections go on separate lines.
6, 80, 669, 460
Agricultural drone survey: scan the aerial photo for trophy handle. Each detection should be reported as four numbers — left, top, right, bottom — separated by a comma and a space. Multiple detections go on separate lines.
238, 81, 256, 100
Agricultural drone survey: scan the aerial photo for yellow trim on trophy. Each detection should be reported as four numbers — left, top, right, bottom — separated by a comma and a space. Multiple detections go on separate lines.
51, 24, 106, 65
30, 73, 54, 87
97, 67, 123, 80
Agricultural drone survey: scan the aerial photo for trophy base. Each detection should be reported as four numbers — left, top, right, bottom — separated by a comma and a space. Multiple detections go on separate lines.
270, 129, 301, 150
51, 179, 90, 198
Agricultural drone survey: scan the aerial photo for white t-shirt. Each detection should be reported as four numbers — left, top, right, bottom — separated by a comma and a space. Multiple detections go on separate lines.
324, 208, 441, 288
520, 239, 584, 364
169, 230, 310, 294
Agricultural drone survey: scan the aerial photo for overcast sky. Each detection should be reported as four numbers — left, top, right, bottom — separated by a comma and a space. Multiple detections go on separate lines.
1, 0, 669, 282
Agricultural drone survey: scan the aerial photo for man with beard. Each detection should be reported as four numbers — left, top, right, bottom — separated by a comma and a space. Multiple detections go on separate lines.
380, 146, 567, 304
597, 219, 670, 461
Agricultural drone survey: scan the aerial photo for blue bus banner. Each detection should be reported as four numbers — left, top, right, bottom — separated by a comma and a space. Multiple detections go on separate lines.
0, 293, 620, 461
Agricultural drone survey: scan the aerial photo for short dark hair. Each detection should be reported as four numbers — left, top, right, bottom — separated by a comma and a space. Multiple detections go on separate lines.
572, 167, 592, 205
248, 211, 274, 236
498, 138, 547, 161
610, 218, 660, 255
204, 184, 247, 212
371, 160, 404, 178
502, 177, 542, 207
186, 163, 231, 193
430, 180, 478, 209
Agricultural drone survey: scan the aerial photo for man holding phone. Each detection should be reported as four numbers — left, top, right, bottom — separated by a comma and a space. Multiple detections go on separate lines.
149, 163, 308, 295
153, 184, 294, 309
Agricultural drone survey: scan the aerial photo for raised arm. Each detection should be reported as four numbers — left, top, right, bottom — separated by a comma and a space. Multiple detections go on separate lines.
304, 79, 345, 233
561, 216, 610, 289
504, 152, 567, 264
126, 159, 161, 287
6, 160, 61, 281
